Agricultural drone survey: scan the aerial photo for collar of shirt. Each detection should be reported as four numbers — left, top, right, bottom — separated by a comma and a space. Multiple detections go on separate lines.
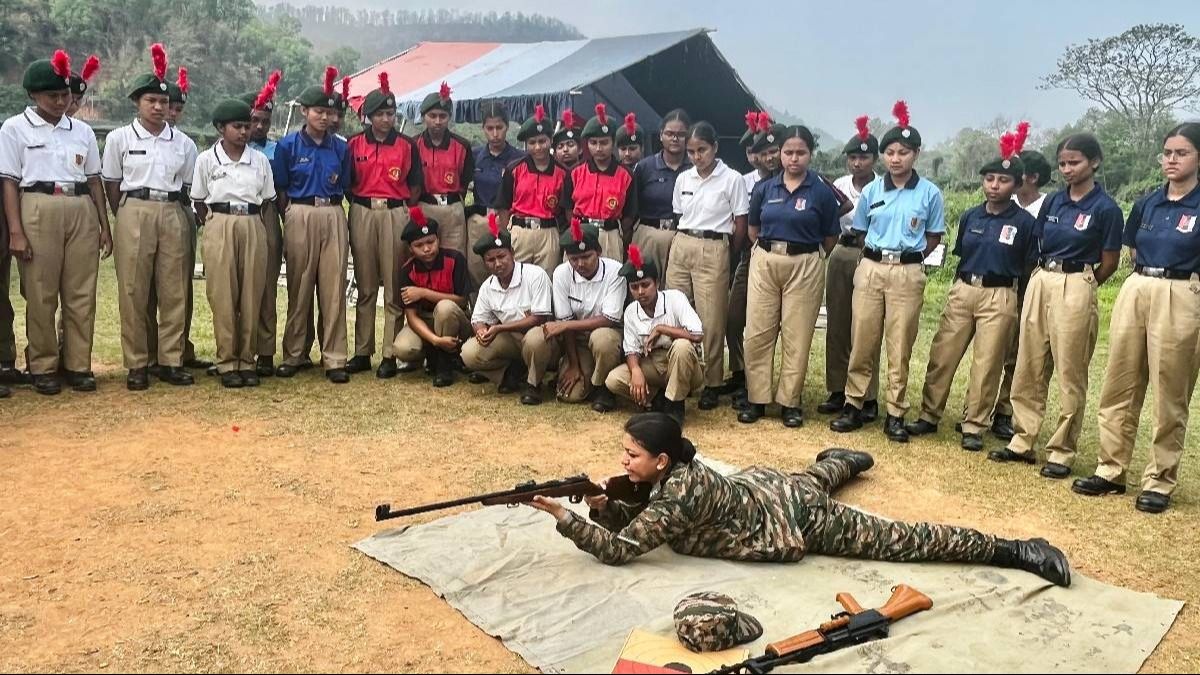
635, 292, 667, 322
586, 158, 620, 176
422, 130, 452, 150
300, 127, 334, 149
570, 260, 610, 285
363, 129, 400, 146
132, 118, 174, 141
477, 142, 519, 163
1156, 182, 1200, 208
883, 170, 920, 192
981, 200, 1022, 220
764, 170, 816, 195
485, 259, 526, 292
1060, 182, 1106, 209
653, 151, 691, 173
521, 155, 558, 176
23, 107, 72, 131
214, 141, 253, 166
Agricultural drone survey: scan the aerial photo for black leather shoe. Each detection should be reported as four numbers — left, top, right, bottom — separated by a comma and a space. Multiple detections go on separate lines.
497, 364, 525, 394
256, 356, 275, 377
719, 370, 745, 395
240, 370, 260, 387
988, 448, 1036, 465
160, 367, 194, 386
698, 387, 720, 410
960, 433, 984, 452
325, 368, 350, 384
861, 399, 879, 423
0, 384, 9, 398
467, 371, 490, 384
183, 357, 213, 370
345, 355, 372, 374
781, 406, 804, 428
904, 419, 938, 436
590, 388, 616, 413
520, 383, 543, 405
737, 403, 766, 424
1135, 491, 1170, 514
0, 365, 30, 385
665, 399, 686, 426
221, 371, 245, 389
147, 363, 163, 380
275, 363, 298, 378
729, 387, 749, 411
1072, 475, 1127, 496
991, 538, 1071, 587
650, 391, 669, 413
127, 368, 149, 391
65, 370, 97, 392
1039, 462, 1071, 479
817, 392, 845, 415
990, 413, 1015, 440
884, 415, 909, 443
376, 357, 398, 379
32, 374, 62, 395
830, 404, 863, 433
295, 358, 315, 371
815, 448, 875, 475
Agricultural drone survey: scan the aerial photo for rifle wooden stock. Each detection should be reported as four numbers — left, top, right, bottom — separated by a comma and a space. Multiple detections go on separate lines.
763, 585, 931, 659
764, 629, 826, 657
877, 584, 933, 621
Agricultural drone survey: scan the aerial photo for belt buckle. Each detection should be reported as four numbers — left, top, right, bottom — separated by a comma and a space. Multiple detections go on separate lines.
658, 219, 673, 230
434, 194, 449, 206
1144, 266, 1165, 278
882, 249, 902, 265
148, 189, 169, 202
229, 201, 249, 216
370, 197, 388, 210
54, 182, 76, 196
970, 274, 983, 286
770, 241, 788, 255
315, 197, 331, 207
1046, 260, 1061, 272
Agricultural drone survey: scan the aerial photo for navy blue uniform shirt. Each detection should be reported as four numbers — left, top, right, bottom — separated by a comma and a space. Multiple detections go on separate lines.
1034, 182, 1123, 264
953, 202, 1036, 278
748, 171, 840, 246
633, 152, 692, 220
271, 128, 351, 200
1124, 183, 1200, 273
471, 142, 523, 214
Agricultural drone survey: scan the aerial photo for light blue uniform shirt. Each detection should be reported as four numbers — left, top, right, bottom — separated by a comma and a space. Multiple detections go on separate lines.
249, 138, 277, 161
851, 171, 945, 253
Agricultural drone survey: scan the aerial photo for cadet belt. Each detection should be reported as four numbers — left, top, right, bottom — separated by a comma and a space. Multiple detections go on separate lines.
838, 233, 860, 248
679, 229, 729, 241
957, 272, 1017, 288
124, 187, 183, 203
419, 193, 463, 206
22, 181, 89, 197
581, 217, 621, 231
350, 195, 406, 210
638, 218, 676, 231
209, 202, 261, 216
511, 215, 555, 229
1039, 257, 1089, 273
757, 239, 819, 255
1135, 265, 1196, 280
291, 195, 343, 207
863, 247, 924, 265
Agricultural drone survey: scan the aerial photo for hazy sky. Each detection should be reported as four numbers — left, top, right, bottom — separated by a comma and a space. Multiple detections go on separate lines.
338, 0, 1200, 144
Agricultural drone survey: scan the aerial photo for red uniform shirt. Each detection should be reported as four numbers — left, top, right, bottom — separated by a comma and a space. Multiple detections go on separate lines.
564, 159, 638, 221
348, 130, 423, 200
495, 156, 568, 221
416, 131, 473, 197
396, 248, 472, 313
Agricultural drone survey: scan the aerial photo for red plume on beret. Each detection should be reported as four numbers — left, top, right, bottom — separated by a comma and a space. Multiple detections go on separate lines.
150, 43, 167, 81
594, 103, 608, 126
570, 217, 584, 243
488, 212, 501, 238
254, 70, 281, 110
439, 81, 451, 102
534, 103, 545, 123
624, 112, 637, 135
756, 111, 771, 133
322, 66, 337, 97
562, 109, 577, 129
1013, 121, 1030, 155
627, 244, 644, 270
51, 50, 70, 78
999, 132, 1017, 160
410, 205, 427, 226
341, 76, 350, 100
892, 100, 910, 128
855, 115, 870, 141
744, 110, 757, 135
176, 67, 188, 95
80, 55, 100, 83
378, 71, 390, 95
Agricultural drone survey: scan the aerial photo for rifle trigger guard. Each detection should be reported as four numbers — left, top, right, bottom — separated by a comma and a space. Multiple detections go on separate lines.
568, 495, 584, 504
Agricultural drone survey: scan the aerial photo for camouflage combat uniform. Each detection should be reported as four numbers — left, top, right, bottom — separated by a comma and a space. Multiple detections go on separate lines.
556, 455, 996, 566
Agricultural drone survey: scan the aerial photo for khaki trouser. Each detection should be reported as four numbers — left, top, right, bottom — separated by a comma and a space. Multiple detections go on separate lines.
511, 225, 561, 279
1095, 273, 1200, 494
605, 338, 704, 403
1008, 267, 1099, 465
15, 193, 100, 374
203, 212, 267, 374
349, 203, 409, 359
0, 241, 14, 363
257, 199, 283, 357
466, 213, 492, 290
993, 328, 1019, 417
744, 247, 824, 408
917, 279, 1018, 433
666, 233, 730, 388
113, 197, 190, 369
598, 227, 624, 262
421, 201, 466, 256
726, 250, 749, 373
461, 325, 556, 387
825, 242, 879, 398
282, 204, 349, 369
391, 299, 470, 362
632, 224, 676, 280
845, 258, 926, 416
147, 209, 198, 364
556, 327, 623, 402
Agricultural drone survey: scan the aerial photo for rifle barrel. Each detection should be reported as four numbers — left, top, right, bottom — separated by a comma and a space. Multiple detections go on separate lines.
375, 475, 592, 520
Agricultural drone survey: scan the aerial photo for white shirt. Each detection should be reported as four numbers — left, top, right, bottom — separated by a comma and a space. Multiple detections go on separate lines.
101, 118, 198, 192
472, 262, 554, 325
673, 160, 750, 234
742, 169, 760, 197
833, 173, 878, 236
621, 288, 704, 356
1013, 192, 1047, 219
190, 141, 277, 205
0, 108, 101, 186
552, 257, 625, 323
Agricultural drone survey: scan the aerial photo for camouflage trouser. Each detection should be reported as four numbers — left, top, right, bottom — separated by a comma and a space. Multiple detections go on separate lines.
796, 457, 995, 564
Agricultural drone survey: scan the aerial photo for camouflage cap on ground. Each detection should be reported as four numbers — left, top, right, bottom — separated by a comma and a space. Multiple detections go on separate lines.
674, 592, 763, 653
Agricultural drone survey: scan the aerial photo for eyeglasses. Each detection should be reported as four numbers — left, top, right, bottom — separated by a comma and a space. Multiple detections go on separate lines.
661, 131, 687, 140
1159, 150, 1194, 162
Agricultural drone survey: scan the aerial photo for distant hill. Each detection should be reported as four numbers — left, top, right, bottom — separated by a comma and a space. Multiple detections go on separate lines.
258, 3, 584, 67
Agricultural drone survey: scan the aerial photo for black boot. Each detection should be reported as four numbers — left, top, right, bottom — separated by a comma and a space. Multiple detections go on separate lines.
345, 355, 372, 374
32, 374, 62, 396
815, 448, 874, 476
498, 363, 525, 394
220, 371, 245, 389
1039, 462, 1071, 479
590, 388, 616, 413
737, 403, 766, 424
64, 370, 97, 392
256, 356, 275, 377
904, 419, 938, 436
698, 387, 720, 410
960, 433, 984, 452
520, 383, 543, 405
720, 370, 745, 395
431, 353, 456, 388
1072, 475, 1126, 496
159, 366, 194, 386
830, 404, 863, 433
990, 413, 1015, 440
126, 368, 149, 391
861, 399, 879, 423
988, 448, 1036, 465
817, 392, 845, 415
884, 415, 909, 443
780, 406, 804, 428
0, 384, 9, 398
325, 368, 350, 384
1135, 491, 1170, 514
240, 370, 260, 387
275, 363, 298, 378
665, 398, 686, 426
991, 538, 1071, 587
376, 357, 399, 379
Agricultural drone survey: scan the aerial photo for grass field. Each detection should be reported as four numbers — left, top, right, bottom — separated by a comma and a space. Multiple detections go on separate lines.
0, 242, 1197, 672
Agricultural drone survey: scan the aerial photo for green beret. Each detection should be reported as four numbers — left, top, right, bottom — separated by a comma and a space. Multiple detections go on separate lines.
362, 89, 396, 118
843, 134, 879, 155
751, 124, 787, 153
420, 85, 453, 116
879, 125, 922, 152
297, 85, 339, 109
23, 60, 72, 94
69, 74, 86, 97
739, 128, 756, 149
518, 108, 555, 142
616, 121, 644, 147
128, 73, 170, 101
211, 98, 251, 126
472, 223, 513, 256
402, 206, 440, 243
554, 125, 580, 146
1019, 150, 1052, 187
560, 222, 602, 254
619, 247, 659, 281
167, 82, 185, 104
582, 106, 617, 140
979, 154, 1026, 182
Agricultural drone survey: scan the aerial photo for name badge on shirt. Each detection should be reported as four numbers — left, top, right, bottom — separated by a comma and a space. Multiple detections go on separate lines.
1178, 214, 1196, 233
681, 191, 694, 196
128, 150, 147, 156
297, 156, 311, 164
1074, 213, 1091, 231
25, 144, 46, 150
1046, 215, 1059, 223
794, 198, 807, 211
767, 198, 785, 204
999, 225, 1017, 245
